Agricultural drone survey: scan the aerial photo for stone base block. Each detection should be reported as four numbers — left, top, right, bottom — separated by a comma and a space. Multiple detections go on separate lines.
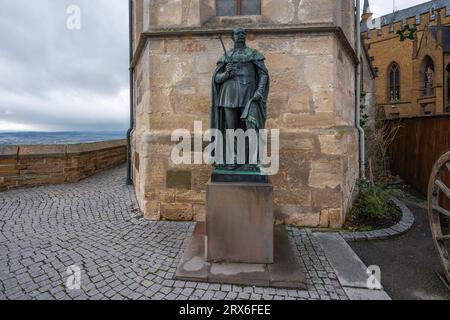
206, 180, 274, 264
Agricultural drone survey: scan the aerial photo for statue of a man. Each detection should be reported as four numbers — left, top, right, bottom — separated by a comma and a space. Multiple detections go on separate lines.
210, 27, 270, 169
425, 66, 434, 96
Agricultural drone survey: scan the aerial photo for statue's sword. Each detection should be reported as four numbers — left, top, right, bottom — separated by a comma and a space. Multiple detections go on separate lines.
218, 34, 230, 63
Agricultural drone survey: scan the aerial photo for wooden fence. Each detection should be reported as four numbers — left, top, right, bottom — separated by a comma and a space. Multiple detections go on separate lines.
387, 115, 450, 205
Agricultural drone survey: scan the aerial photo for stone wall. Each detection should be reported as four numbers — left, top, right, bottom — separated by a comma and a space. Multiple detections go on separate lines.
134, 0, 352, 30
131, 0, 359, 228
0, 140, 127, 192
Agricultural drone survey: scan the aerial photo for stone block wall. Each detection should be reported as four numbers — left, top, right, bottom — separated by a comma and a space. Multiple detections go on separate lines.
131, 0, 359, 228
0, 140, 127, 192
133, 0, 355, 43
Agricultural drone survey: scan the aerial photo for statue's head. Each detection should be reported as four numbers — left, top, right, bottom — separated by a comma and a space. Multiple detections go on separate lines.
232, 27, 246, 45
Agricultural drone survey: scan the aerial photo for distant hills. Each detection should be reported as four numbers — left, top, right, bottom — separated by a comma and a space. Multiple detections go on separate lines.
0, 131, 126, 146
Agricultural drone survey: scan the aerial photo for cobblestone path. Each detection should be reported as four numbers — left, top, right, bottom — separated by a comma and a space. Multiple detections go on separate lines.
0, 165, 348, 300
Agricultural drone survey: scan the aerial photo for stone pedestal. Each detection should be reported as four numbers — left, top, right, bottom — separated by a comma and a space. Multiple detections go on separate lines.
175, 223, 306, 289
206, 180, 274, 264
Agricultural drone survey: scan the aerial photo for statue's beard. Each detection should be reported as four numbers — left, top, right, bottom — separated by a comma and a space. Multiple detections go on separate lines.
234, 40, 246, 49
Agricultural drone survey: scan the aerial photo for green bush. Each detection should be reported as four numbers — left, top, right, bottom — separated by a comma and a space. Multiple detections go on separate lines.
348, 180, 400, 230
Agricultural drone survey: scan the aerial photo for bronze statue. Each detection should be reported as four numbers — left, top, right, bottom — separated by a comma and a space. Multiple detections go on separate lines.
210, 27, 270, 170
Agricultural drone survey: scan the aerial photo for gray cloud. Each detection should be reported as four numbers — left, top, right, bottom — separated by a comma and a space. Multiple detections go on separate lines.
0, 0, 129, 131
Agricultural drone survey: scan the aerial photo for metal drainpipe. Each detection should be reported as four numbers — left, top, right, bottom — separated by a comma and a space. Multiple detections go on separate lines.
356, 0, 366, 179
126, 0, 134, 186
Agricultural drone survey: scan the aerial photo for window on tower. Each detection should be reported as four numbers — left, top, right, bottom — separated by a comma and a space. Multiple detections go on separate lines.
216, 0, 261, 16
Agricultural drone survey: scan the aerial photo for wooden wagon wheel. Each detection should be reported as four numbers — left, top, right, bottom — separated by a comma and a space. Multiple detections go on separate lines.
428, 150, 450, 285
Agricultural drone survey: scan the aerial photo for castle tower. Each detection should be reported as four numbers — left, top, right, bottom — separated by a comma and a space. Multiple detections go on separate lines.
361, 0, 373, 23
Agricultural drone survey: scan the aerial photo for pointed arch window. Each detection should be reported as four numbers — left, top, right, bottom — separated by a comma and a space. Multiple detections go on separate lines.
216, 0, 261, 16
388, 62, 400, 102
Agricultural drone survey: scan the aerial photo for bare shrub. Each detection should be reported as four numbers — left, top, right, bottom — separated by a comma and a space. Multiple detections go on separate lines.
365, 119, 401, 185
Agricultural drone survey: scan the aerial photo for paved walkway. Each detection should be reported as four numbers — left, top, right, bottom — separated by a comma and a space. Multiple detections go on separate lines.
0, 165, 348, 300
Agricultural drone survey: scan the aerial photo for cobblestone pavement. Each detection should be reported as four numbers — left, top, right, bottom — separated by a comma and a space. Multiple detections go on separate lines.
0, 165, 348, 300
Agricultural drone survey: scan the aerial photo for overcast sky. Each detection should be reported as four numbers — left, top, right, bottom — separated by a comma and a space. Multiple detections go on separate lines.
0, 0, 430, 132
369, 0, 431, 17
0, 0, 129, 132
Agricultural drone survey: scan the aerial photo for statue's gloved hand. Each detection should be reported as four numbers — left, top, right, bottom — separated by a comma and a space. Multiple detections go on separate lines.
252, 91, 263, 102
225, 63, 236, 78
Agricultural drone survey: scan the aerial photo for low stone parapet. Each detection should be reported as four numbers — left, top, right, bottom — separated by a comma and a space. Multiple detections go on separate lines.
0, 140, 127, 192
